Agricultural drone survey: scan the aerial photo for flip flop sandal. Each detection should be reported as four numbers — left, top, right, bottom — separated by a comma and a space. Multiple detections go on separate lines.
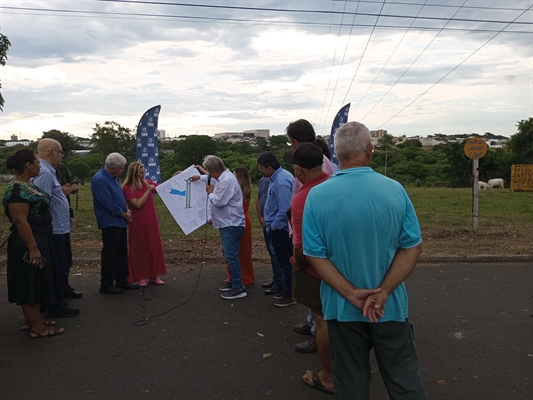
303, 371, 335, 395
22, 320, 56, 330
30, 327, 65, 338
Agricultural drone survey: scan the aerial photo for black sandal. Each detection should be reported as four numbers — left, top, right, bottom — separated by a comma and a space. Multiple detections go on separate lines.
22, 320, 56, 331
302, 371, 335, 395
30, 327, 65, 338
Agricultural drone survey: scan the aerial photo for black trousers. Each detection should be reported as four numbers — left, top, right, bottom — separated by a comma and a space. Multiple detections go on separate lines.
328, 319, 427, 400
100, 227, 129, 288
53, 233, 71, 295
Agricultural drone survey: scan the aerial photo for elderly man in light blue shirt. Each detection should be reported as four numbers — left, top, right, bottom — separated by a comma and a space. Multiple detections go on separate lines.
257, 151, 295, 307
32, 138, 79, 319
191, 155, 247, 300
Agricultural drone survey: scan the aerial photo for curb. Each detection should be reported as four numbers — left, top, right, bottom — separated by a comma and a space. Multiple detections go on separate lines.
418, 254, 533, 264
1, 255, 532, 266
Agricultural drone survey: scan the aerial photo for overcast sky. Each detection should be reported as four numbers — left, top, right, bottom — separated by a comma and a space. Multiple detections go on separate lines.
0, 0, 531, 141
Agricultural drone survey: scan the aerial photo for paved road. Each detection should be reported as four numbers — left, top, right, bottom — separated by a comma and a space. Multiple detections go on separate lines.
0, 262, 531, 400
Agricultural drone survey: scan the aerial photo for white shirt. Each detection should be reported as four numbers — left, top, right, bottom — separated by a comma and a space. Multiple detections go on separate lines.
201, 169, 245, 229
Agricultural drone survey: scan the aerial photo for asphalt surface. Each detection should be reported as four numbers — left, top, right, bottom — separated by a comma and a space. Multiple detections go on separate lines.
0, 260, 532, 400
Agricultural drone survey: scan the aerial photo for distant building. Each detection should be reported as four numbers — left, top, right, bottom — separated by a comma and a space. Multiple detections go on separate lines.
370, 129, 387, 138
71, 149, 91, 156
157, 130, 166, 139
419, 138, 446, 147
214, 129, 270, 140
75, 138, 94, 148
486, 139, 507, 148
6, 139, 31, 147
214, 132, 243, 139
243, 129, 270, 138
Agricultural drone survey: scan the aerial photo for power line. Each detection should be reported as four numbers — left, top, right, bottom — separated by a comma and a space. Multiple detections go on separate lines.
10, 0, 531, 27
317, 0, 354, 136
97, 0, 533, 27
351, 0, 429, 115
361, 0, 469, 122
327, 0, 530, 13
1, 5, 531, 33
340, 0, 387, 110
376, 4, 533, 129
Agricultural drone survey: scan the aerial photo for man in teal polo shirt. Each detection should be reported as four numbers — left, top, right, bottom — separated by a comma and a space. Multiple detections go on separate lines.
303, 121, 427, 399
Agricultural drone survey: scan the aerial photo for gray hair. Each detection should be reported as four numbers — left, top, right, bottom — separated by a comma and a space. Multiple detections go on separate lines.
202, 155, 226, 172
105, 152, 126, 168
334, 122, 372, 163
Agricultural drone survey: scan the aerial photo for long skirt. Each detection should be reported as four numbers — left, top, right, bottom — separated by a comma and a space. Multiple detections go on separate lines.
6, 230, 61, 306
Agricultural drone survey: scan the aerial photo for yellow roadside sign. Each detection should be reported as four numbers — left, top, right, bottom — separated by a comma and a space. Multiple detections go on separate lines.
464, 137, 488, 160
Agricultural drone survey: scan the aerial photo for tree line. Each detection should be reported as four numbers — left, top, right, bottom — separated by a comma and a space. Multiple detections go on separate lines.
1, 118, 531, 188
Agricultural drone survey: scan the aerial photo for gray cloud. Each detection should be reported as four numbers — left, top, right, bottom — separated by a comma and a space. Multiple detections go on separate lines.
1, 0, 531, 139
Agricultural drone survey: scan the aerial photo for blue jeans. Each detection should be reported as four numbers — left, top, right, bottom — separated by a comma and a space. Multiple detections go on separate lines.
269, 228, 293, 297
263, 227, 283, 286
219, 226, 245, 290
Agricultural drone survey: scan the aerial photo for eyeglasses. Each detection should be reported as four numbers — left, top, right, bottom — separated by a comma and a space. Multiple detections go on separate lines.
50, 149, 64, 155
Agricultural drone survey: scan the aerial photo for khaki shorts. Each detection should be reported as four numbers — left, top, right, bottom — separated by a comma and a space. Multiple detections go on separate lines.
293, 269, 323, 316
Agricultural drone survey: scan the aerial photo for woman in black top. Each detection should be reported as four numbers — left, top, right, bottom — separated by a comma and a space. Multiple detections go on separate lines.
3, 149, 63, 338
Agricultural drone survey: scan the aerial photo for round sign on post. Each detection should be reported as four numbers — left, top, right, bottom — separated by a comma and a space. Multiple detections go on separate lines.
464, 137, 488, 234
464, 137, 488, 159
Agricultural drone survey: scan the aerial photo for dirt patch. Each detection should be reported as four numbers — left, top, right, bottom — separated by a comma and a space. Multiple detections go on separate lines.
67, 225, 533, 268
420, 226, 532, 256
1, 226, 531, 272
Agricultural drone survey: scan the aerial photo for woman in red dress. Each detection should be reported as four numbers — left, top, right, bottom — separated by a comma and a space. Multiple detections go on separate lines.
122, 162, 167, 287
227, 167, 254, 285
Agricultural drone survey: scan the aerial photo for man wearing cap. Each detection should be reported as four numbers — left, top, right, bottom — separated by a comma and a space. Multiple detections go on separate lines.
285, 119, 336, 353
285, 119, 336, 193
285, 142, 335, 394
256, 151, 295, 307
303, 122, 427, 399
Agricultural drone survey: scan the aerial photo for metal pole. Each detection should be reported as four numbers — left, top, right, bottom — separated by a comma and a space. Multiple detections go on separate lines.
472, 159, 479, 233
384, 146, 388, 176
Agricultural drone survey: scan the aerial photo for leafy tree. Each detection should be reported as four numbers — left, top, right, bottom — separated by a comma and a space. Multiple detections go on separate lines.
398, 146, 424, 162
90, 121, 135, 160
378, 134, 395, 149
389, 161, 428, 183
255, 137, 270, 152
0, 33, 11, 110
397, 139, 422, 149
478, 148, 513, 182
268, 135, 290, 152
174, 135, 219, 169
441, 140, 472, 187
66, 159, 91, 180
507, 118, 533, 164
72, 154, 106, 178
229, 141, 255, 155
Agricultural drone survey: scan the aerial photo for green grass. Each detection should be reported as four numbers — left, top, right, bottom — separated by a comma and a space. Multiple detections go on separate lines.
407, 187, 533, 232
1, 183, 532, 243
